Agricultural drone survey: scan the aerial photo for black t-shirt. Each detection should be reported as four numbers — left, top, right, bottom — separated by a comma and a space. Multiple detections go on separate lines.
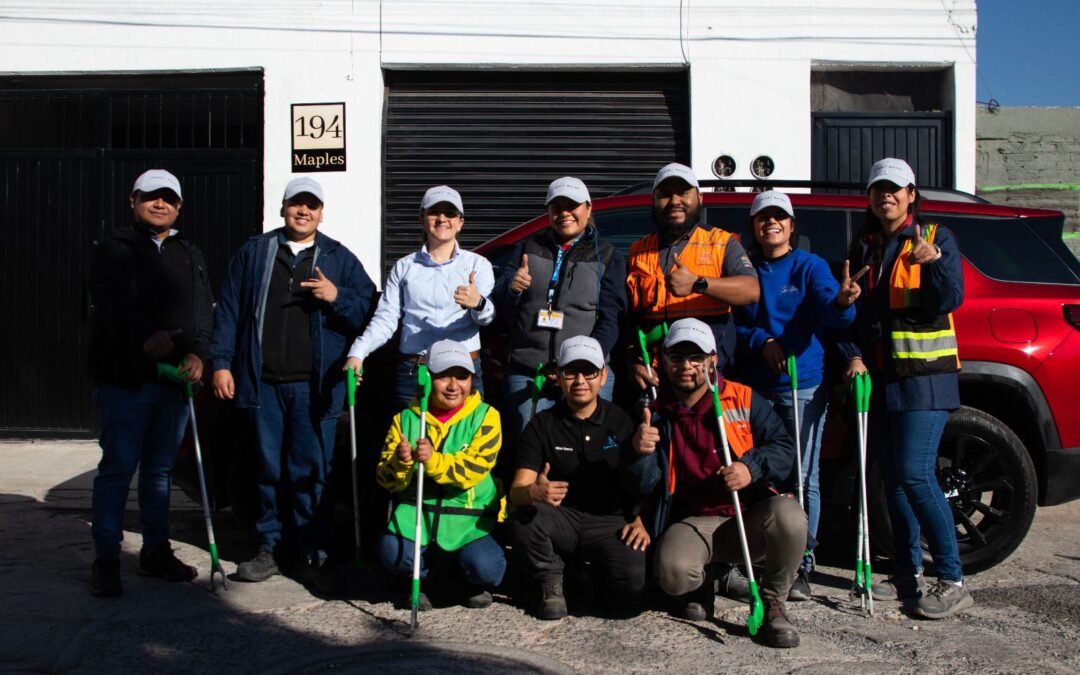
516, 399, 638, 517
261, 244, 315, 382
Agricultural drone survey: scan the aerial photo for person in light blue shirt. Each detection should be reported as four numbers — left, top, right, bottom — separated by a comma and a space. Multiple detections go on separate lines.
734, 190, 862, 601
345, 186, 494, 409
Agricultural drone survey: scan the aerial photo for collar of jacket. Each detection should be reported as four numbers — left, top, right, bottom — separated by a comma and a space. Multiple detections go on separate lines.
129, 221, 183, 242
268, 227, 340, 253
538, 224, 597, 252
552, 398, 609, 427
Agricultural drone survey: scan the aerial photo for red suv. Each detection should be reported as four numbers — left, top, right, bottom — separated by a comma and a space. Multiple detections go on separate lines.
476, 181, 1080, 573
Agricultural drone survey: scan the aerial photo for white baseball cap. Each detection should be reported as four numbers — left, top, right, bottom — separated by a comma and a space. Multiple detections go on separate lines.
557, 335, 605, 370
545, 177, 591, 206
664, 318, 717, 354
653, 162, 699, 190
866, 158, 917, 191
426, 339, 475, 375
283, 177, 325, 203
750, 190, 794, 218
421, 185, 464, 214
132, 170, 182, 201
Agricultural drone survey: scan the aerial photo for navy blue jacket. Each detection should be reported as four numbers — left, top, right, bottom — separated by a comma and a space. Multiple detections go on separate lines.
210, 229, 376, 415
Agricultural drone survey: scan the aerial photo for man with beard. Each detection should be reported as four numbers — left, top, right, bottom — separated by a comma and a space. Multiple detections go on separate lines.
626, 163, 759, 387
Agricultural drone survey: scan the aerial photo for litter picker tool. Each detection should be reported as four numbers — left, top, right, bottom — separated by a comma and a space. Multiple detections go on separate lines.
851, 371, 873, 615
785, 354, 805, 511
530, 362, 545, 419
636, 323, 669, 404
157, 363, 227, 592
410, 360, 433, 633
346, 366, 363, 568
708, 365, 765, 636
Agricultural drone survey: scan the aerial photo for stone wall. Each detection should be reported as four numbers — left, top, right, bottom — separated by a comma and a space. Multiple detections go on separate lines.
976, 107, 1080, 250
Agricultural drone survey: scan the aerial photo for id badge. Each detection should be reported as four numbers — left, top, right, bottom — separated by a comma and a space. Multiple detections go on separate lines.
536, 308, 565, 330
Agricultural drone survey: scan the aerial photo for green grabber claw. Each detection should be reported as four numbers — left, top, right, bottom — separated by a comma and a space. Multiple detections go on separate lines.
708, 368, 765, 636
530, 362, 545, 418
636, 323, 668, 403
410, 360, 433, 633
850, 371, 873, 614
346, 366, 363, 569
156, 362, 227, 592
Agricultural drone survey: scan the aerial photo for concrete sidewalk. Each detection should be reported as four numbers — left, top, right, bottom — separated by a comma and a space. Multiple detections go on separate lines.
2, 441, 1080, 673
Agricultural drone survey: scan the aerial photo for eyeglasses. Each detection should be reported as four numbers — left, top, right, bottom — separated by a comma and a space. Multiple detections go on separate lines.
558, 366, 601, 380
665, 352, 709, 365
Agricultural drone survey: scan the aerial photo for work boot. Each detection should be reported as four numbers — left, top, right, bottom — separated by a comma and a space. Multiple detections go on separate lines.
716, 563, 751, 603
137, 544, 197, 582
301, 555, 346, 596
91, 555, 122, 597
680, 573, 715, 621
465, 584, 493, 609
538, 578, 568, 620
235, 549, 280, 582
763, 599, 800, 648
871, 573, 926, 602
915, 580, 974, 619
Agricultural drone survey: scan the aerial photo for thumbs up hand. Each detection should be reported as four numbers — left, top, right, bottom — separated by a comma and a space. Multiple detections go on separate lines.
530, 462, 569, 507
665, 254, 698, 297
633, 409, 661, 455
511, 253, 532, 294
908, 224, 942, 265
299, 266, 338, 303
454, 270, 484, 309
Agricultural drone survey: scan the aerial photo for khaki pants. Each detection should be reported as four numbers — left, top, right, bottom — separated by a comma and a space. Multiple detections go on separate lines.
655, 495, 806, 602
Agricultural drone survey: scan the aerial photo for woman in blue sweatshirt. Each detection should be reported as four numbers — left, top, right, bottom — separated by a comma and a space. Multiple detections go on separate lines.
735, 190, 862, 599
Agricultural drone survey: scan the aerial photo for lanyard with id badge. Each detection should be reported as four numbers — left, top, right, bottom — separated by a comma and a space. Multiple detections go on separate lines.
537, 240, 579, 331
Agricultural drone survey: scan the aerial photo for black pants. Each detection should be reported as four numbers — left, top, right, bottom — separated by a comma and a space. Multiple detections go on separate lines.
509, 503, 646, 594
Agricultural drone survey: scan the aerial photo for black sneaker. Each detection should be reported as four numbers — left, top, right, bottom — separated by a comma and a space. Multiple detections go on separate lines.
915, 580, 974, 619
763, 599, 800, 648
465, 587, 493, 609
91, 555, 122, 597
788, 567, 812, 602
539, 578, 567, 620
137, 545, 197, 582
717, 564, 751, 603
235, 549, 280, 583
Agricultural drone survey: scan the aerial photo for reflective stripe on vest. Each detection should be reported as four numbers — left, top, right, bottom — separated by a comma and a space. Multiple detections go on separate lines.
887, 223, 960, 376
627, 227, 733, 320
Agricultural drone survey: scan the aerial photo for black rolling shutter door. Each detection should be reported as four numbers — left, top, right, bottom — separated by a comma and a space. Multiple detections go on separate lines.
382, 70, 690, 277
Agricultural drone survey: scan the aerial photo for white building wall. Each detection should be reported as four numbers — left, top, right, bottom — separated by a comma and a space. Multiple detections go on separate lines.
0, 0, 977, 278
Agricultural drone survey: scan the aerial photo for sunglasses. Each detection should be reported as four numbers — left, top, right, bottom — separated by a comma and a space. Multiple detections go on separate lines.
426, 207, 462, 219
558, 366, 602, 380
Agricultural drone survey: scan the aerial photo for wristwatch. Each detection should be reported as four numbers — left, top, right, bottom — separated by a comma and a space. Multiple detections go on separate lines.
473, 296, 487, 312
692, 276, 708, 294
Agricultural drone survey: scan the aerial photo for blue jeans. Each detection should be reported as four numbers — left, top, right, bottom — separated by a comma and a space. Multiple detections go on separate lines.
875, 409, 963, 582
393, 357, 484, 412
251, 380, 338, 556
504, 365, 615, 433
377, 530, 506, 588
91, 382, 189, 557
769, 384, 828, 545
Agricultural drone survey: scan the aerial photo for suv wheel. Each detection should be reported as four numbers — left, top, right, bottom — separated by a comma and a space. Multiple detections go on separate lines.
870, 405, 1038, 575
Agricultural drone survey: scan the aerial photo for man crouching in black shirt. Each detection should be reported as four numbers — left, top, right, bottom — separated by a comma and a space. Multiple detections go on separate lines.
508, 335, 651, 620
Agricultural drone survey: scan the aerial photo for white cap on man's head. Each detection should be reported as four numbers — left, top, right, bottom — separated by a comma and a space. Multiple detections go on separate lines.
545, 177, 591, 206
866, 158, 916, 191
421, 185, 464, 214
426, 339, 475, 375
283, 177, 325, 203
558, 335, 605, 370
132, 170, 182, 200
750, 190, 794, 218
664, 318, 717, 354
653, 163, 699, 190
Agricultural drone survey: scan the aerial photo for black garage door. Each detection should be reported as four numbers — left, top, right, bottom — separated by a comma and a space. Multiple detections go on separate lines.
382, 69, 690, 277
0, 71, 263, 436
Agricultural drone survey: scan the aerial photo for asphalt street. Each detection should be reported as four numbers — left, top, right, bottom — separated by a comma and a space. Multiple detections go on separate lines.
2, 440, 1079, 673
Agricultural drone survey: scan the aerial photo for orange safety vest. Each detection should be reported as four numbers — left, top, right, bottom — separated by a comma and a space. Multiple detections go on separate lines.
665, 379, 755, 495
887, 223, 961, 377
627, 227, 734, 321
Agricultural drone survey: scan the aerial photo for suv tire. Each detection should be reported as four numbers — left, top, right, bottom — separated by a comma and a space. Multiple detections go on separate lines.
869, 405, 1038, 575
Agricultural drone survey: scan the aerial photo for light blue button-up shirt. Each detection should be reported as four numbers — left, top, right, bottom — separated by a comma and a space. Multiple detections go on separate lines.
347, 244, 495, 360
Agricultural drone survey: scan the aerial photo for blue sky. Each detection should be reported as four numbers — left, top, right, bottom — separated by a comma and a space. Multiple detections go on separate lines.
977, 0, 1080, 106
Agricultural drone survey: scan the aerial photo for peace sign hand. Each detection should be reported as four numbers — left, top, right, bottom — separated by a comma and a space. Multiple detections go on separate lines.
908, 224, 942, 265
835, 259, 868, 308
454, 271, 483, 309
299, 266, 339, 303
666, 255, 697, 297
